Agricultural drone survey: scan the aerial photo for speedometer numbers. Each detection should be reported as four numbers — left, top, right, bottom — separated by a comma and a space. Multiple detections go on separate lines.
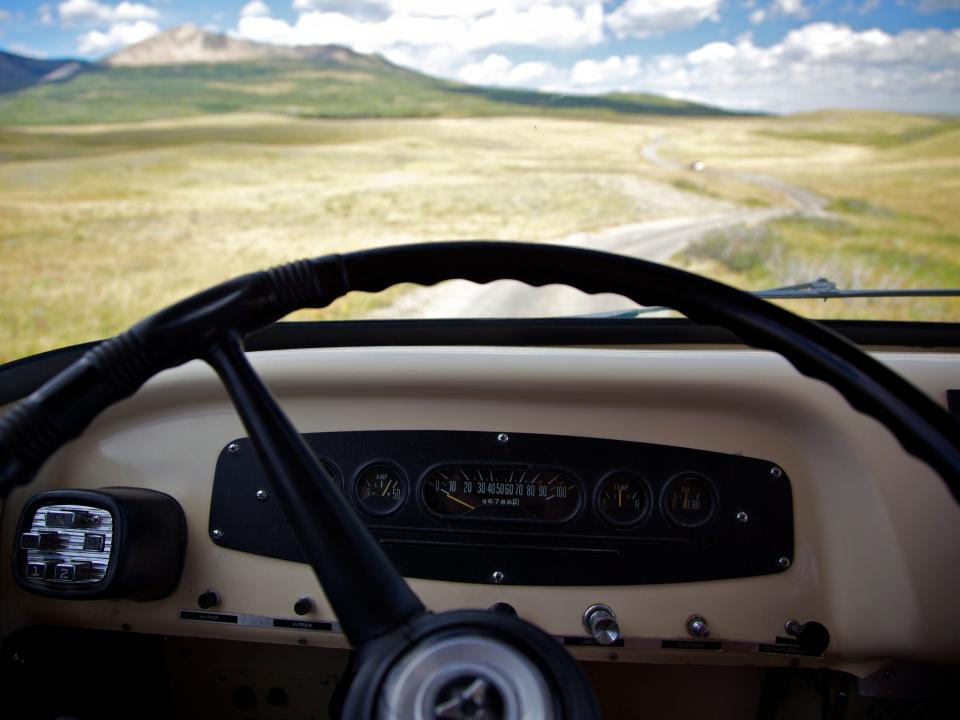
596, 472, 650, 528
422, 466, 580, 522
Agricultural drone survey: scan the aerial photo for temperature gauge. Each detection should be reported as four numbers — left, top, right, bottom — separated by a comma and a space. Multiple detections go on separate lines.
596, 472, 650, 528
354, 463, 406, 517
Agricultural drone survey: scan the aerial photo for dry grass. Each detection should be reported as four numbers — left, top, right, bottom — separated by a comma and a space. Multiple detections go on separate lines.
0, 114, 734, 361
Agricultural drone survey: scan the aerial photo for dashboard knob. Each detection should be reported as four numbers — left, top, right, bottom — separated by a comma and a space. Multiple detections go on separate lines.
197, 589, 220, 609
786, 619, 830, 656
294, 596, 314, 616
583, 604, 620, 645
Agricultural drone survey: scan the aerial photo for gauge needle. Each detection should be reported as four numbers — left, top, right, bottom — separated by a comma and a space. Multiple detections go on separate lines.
617, 487, 623, 507
381, 479, 394, 496
445, 492, 476, 511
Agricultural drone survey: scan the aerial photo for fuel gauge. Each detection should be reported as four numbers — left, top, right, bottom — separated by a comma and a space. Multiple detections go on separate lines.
596, 472, 650, 528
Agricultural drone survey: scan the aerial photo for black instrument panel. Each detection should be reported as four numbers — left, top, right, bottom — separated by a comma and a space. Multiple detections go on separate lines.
209, 431, 794, 586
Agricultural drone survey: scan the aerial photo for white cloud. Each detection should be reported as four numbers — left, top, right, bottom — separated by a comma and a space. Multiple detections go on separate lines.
458, 52, 564, 87
772, 0, 810, 18
59, 0, 159, 26
556, 23, 960, 113
0, 10, 10, 22
607, 0, 721, 39
236, 2, 604, 77
9, 42, 49, 58
39, 4, 55, 25
750, 8, 766, 24
77, 18, 159, 53
240, 0, 271, 18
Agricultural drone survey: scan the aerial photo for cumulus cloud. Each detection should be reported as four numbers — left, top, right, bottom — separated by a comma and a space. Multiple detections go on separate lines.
240, 0, 271, 18
607, 0, 721, 39
750, 8, 766, 24
772, 0, 811, 18
77, 18, 159, 53
38, 4, 55, 25
236, 1, 604, 76
556, 23, 960, 113
59, 0, 159, 26
458, 52, 565, 87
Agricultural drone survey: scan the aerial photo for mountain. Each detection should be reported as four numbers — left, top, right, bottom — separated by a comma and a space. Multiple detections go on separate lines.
105, 23, 382, 69
0, 26, 736, 125
0, 50, 89, 94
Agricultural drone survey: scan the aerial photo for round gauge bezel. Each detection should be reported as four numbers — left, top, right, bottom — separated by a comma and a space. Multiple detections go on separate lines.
594, 471, 652, 529
660, 472, 717, 529
352, 461, 408, 517
418, 462, 584, 524
317, 458, 342, 490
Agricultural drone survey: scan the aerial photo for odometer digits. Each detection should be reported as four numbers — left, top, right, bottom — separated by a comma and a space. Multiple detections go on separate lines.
422, 465, 580, 522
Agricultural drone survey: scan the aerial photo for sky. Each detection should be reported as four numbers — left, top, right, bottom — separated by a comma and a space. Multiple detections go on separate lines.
0, 0, 958, 113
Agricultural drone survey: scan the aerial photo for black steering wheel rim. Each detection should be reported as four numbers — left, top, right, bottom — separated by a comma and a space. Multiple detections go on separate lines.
2, 240, 960, 719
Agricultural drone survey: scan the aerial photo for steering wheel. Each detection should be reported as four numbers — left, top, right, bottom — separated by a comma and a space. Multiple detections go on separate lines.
3, 241, 960, 719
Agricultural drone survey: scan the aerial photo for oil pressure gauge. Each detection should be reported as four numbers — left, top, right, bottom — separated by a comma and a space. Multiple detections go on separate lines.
596, 472, 650, 528
354, 463, 406, 517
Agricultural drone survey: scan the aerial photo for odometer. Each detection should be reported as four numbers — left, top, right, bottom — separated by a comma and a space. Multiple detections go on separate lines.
422, 465, 580, 522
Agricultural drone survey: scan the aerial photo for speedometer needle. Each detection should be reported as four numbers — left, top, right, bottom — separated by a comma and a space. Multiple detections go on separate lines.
445, 493, 477, 511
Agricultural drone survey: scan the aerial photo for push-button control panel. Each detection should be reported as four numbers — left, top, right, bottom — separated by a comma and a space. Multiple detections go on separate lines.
14, 488, 187, 601
20, 503, 113, 586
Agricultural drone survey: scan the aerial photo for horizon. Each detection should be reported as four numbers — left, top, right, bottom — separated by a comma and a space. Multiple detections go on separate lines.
0, 1, 958, 114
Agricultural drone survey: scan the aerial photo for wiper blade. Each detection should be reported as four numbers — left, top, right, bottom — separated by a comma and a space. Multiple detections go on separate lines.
585, 278, 960, 318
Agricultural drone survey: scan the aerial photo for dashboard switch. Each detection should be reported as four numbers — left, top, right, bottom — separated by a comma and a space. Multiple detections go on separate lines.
785, 619, 831, 656
293, 596, 314, 616
198, 589, 221, 609
26, 560, 58, 579
20, 531, 62, 550
46, 510, 101, 528
82, 534, 106, 551
583, 604, 620, 646
54, 562, 91, 582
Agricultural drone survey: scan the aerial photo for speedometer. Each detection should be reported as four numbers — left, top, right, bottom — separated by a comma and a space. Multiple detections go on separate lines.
421, 465, 580, 522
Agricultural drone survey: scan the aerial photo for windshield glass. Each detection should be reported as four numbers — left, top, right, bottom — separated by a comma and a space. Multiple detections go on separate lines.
1, 1, 958, 360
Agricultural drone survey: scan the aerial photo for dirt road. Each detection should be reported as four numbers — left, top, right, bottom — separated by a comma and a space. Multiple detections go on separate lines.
376, 138, 827, 319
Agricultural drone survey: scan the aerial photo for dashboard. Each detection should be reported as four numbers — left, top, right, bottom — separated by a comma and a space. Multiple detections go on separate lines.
2, 344, 960, 678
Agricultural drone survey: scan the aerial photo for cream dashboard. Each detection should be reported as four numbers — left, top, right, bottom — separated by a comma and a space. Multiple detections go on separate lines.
3, 343, 960, 678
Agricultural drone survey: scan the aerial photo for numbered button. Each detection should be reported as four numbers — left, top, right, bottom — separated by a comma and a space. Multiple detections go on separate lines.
54, 562, 91, 582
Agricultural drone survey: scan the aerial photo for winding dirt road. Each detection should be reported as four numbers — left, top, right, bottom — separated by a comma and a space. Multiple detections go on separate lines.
376, 137, 827, 319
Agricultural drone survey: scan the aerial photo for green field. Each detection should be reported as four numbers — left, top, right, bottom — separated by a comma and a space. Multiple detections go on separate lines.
1, 107, 958, 362
665, 111, 960, 322
0, 58, 728, 126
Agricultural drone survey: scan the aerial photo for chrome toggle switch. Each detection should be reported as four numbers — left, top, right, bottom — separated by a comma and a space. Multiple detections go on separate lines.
583, 603, 620, 645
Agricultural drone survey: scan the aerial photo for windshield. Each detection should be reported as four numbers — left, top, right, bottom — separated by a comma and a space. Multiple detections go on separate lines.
1, 1, 958, 361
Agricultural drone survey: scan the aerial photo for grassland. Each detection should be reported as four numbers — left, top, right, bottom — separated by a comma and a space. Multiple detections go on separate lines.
0, 113, 751, 361
668, 111, 960, 322
1, 108, 957, 362
0, 59, 728, 126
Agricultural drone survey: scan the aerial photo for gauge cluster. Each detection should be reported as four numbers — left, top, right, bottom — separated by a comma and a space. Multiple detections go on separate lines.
210, 431, 793, 586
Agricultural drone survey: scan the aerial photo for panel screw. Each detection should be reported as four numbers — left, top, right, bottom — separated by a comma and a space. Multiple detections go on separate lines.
211, 529, 224, 540
491, 570, 505, 584
770, 466, 783, 478
686, 615, 710, 638
736, 511, 749, 523
778, 556, 791, 569
496, 433, 509, 444
227, 443, 240, 454
256, 489, 268, 502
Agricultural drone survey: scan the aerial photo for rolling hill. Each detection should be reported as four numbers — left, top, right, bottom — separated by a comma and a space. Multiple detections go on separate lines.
0, 25, 734, 125
0, 50, 89, 94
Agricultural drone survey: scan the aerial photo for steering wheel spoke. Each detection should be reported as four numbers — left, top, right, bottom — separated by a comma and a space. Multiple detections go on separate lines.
206, 332, 425, 647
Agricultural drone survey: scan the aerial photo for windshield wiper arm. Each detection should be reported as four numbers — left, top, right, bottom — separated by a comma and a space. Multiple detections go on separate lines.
587, 278, 960, 318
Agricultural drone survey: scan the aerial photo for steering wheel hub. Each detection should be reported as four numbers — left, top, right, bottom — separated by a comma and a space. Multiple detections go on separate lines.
379, 634, 553, 720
